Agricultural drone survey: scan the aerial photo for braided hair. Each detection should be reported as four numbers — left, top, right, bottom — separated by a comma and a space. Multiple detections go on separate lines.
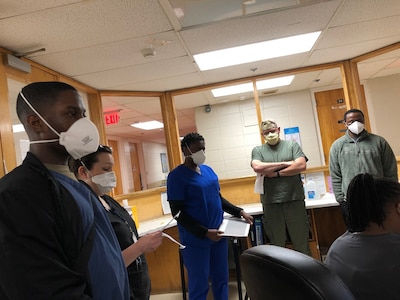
181, 132, 204, 150
347, 173, 400, 232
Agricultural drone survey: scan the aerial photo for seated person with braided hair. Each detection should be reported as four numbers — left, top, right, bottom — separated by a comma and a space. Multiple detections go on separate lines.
325, 173, 400, 299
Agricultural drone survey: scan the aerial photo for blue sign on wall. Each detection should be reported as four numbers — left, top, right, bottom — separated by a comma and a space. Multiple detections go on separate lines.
284, 126, 301, 147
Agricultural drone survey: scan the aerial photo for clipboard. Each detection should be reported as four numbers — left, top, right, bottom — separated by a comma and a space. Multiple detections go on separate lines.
218, 217, 250, 237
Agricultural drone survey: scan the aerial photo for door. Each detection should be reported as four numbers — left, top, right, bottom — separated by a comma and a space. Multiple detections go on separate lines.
129, 142, 142, 191
315, 88, 347, 165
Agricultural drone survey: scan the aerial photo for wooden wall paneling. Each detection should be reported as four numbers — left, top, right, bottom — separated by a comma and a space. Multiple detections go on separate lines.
6, 63, 57, 84
114, 187, 166, 222
0, 54, 17, 175
160, 92, 182, 170
312, 206, 346, 257
87, 92, 107, 144
146, 226, 184, 294
340, 60, 371, 131
252, 80, 264, 144
219, 176, 260, 205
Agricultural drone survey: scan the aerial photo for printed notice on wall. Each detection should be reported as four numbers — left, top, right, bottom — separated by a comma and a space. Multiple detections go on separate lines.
284, 126, 301, 147
160, 192, 171, 215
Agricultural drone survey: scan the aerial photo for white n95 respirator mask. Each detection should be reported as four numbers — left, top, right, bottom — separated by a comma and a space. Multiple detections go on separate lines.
347, 121, 365, 135
20, 92, 100, 159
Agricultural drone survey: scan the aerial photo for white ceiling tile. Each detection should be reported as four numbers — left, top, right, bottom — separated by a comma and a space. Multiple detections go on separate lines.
110, 72, 205, 92
180, 0, 340, 54
2, 0, 400, 141
72, 56, 196, 89
0, 0, 82, 19
331, 0, 400, 27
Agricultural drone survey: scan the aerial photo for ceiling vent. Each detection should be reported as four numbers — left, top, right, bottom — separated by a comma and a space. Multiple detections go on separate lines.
141, 47, 156, 58
261, 89, 278, 95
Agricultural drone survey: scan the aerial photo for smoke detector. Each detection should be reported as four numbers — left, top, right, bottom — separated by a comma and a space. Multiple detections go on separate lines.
141, 47, 156, 58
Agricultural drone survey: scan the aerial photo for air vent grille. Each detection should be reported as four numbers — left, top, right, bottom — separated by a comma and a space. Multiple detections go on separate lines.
261, 89, 278, 95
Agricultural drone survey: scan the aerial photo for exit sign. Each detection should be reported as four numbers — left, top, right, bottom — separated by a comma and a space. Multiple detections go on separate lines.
104, 112, 120, 125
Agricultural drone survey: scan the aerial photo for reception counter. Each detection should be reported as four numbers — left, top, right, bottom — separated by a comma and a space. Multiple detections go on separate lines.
138, 193, 338, 235
139, 193, 346, 294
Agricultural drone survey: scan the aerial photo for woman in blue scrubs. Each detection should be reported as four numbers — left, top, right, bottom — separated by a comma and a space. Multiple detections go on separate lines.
167, 132, 253, 300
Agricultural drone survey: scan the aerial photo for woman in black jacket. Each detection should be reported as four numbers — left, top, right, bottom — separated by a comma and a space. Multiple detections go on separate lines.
69, 145, 163, 300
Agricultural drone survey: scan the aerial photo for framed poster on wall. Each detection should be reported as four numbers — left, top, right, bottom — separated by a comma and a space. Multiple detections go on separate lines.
160, 153, 169, 173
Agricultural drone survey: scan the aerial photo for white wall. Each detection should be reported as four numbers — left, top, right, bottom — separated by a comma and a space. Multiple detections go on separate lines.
363, 73, 400, 155
195, 99, 261, 179
142, 141, 168, 187
195, 89, 324, 180
260, 89, 322, 168
109, 73, 400, 186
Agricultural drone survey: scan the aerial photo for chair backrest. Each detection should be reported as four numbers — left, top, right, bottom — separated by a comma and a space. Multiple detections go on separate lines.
240, 245, 354, 300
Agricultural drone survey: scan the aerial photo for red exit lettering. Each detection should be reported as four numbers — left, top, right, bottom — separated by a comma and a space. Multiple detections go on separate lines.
104, 112, 120, 125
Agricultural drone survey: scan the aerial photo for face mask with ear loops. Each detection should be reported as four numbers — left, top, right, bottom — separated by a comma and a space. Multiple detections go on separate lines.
186, 144, 206, 165
80, 160, 117, 195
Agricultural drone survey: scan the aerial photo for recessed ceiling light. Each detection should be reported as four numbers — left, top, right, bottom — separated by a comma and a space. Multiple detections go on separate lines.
131, 120, 164, 130
194, 31, 321, 71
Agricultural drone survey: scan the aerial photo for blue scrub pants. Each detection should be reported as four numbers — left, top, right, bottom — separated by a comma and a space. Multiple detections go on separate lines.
182, 238, 229, 300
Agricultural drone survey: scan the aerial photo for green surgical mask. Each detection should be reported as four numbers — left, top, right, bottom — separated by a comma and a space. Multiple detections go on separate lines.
264, 132, 280, 145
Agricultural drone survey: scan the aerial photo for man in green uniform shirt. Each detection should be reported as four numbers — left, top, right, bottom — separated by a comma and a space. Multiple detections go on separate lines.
251, 120, 310, 255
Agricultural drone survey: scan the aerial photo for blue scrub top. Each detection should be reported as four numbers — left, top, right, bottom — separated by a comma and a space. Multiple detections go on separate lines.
167, 164, 224, 247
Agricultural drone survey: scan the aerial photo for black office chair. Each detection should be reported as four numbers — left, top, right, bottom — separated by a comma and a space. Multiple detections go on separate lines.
240, 245, 354, 300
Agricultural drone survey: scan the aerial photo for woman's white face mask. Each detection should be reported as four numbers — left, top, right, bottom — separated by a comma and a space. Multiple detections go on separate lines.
20, 92, 99, 159
186, 145, 206, 165
91, 171, 117, 195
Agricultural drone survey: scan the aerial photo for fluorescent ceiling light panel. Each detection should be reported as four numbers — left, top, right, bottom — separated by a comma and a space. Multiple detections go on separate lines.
12, 124, 25, 133
131, 120, 164, 130
211, 75, 294, 97
212, 82, 253, 97
194, 31, 321, 71
256, 75, 294, 90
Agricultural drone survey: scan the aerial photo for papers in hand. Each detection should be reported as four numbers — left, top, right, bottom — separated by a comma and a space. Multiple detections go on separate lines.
218, 217, 250, 237
254, 173, 264, 194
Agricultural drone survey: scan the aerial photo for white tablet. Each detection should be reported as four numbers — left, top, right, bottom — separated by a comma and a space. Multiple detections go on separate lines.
218, 217, 250, 237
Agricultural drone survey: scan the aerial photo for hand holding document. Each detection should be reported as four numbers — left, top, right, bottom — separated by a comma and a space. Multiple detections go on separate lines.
218, 217, 251, 237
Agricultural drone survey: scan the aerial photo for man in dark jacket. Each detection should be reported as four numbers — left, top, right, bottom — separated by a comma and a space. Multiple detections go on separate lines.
0, 82, 129, 299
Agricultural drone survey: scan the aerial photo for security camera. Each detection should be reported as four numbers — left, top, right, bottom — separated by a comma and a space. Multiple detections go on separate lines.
205, 104, 211, 113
